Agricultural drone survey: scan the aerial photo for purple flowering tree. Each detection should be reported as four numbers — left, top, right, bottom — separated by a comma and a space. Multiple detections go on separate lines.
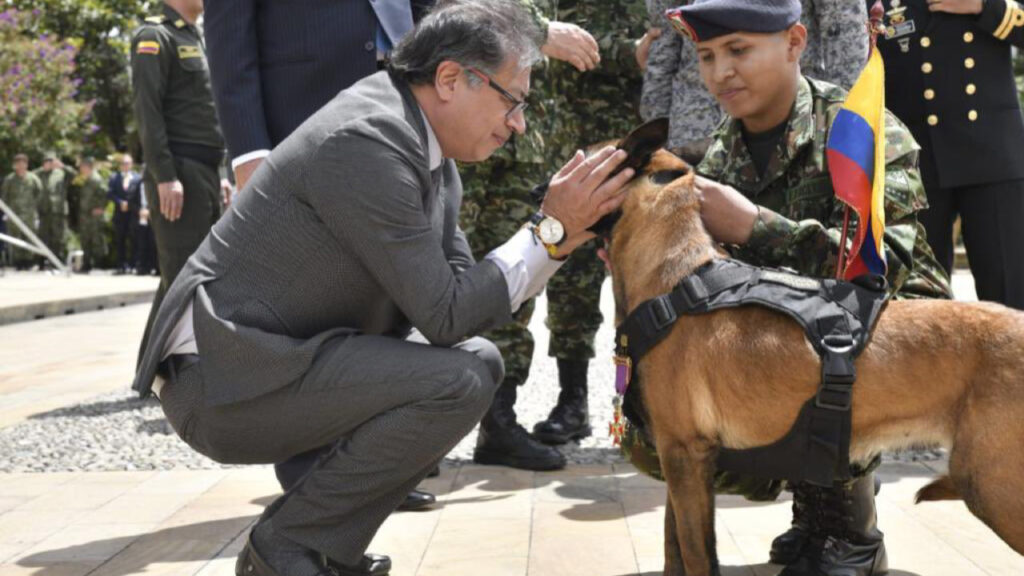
0, 8, 94, 168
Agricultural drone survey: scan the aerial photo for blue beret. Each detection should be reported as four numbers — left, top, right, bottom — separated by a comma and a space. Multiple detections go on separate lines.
667, 0, 802, 43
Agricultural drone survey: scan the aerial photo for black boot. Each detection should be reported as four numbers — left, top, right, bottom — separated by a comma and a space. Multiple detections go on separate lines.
770, 483, 819, 565
533, 359, 592, 445
473, 383, 566, 471
779, 474, 888, 576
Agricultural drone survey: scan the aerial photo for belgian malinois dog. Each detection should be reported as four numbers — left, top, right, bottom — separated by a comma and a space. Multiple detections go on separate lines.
603, 121, 1024, 576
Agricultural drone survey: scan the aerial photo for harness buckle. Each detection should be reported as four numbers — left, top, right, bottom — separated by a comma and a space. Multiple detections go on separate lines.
678, 275, 709, 309
816, 382, 853, 411
648, 294, 678, 331
817, 334, 856, 411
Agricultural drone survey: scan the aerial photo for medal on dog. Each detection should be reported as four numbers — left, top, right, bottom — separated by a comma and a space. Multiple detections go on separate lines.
609, 396, 626, 446
610, 335, 631, 445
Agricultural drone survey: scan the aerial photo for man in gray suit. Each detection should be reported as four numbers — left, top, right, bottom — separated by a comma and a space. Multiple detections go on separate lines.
132, 2, 634, 575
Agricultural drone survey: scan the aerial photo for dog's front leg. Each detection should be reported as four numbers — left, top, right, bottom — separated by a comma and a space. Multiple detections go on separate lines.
664, 494, 685, 575
661, 440, 719, 576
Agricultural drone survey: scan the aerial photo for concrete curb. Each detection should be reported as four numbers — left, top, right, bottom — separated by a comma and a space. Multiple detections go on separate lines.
0, 290, 155, 326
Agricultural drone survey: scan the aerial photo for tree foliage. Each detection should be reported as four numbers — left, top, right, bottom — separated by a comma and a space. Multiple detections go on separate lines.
0, 7, 93, 168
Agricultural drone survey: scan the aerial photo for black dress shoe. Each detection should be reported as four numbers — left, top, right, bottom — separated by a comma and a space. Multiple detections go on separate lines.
236, 535, 335, 576
325, 553, 391, 576
396, 489, 436, 511
426, 466, 441, 478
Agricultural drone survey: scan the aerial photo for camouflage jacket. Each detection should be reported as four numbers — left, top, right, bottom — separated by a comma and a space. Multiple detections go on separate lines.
642, 0, 869, 151
698, 76, 951, 300
74, 174, 108, 222
1, 172, 43, 226
35, 167, 68, 217
487, 0, 648, 170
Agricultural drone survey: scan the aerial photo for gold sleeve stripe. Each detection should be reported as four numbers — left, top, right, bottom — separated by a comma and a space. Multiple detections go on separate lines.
995, 0, 1016, 39
996, 0, 1024, 40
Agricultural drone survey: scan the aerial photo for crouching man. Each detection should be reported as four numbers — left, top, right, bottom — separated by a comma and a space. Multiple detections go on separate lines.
132, 1, 634, 575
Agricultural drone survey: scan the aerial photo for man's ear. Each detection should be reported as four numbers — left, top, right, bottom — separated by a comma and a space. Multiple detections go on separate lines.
434, 61, 462, 103
612, 117, 670, 177
787, 23, 808, 63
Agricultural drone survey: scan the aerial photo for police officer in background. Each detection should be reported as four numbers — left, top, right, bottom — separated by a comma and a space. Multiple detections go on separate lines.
876, 0, 1024, 309
131, 0, 226, 348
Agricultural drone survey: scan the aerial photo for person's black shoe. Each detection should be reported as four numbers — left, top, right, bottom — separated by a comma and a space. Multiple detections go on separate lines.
396, 489, 436, 511
238, 521, 334, 576
779, 474, 888, 576
325, 553, 391, 576
426, 466, 441, 478
770, 483, 818, 565
473, 383, 566, 471
533, 359, 592, 445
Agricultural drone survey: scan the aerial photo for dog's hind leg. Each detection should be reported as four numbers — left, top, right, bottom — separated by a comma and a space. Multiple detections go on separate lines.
660, 439, 720, 576
664, 495, 686, 576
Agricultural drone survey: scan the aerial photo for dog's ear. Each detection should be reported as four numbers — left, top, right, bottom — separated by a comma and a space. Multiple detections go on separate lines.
611, 118, 670, 177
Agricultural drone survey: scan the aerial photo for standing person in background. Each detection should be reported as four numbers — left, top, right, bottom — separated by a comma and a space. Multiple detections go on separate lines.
73, 158, 108, 272
135, 180, 159, 276
35, 151, 69, 265
875, 0, 1024, 310
0, 154, 43, 270
107, 154, 143, 274
203, 0, 441, 512
132, 0, 226, 357
642, 0, 868, 163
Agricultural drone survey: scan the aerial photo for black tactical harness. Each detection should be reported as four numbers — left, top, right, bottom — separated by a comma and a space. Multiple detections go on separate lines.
615, 258, 889, 487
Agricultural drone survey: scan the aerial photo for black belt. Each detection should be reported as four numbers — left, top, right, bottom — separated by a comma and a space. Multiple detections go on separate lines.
153, 353, 200, 399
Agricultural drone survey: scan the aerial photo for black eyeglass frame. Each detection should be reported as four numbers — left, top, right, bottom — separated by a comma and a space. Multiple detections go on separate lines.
466, 67, 529, 119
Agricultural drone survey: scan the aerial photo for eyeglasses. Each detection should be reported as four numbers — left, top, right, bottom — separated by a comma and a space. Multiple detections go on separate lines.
466, 67, 529, 119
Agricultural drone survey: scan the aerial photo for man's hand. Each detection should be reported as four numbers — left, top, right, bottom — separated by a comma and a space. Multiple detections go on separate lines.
543, 21, 600, 72
158, 180, 185, 222
694, 175, 759, 245
233, 157, 263, 192
542, 146, 634, 257
139, 208, 150, 224
635, 27, 662, 71
926, 0, 983, 14
120, 201, 130, 212
221, 178, 233, 209
91, 207, 105, 217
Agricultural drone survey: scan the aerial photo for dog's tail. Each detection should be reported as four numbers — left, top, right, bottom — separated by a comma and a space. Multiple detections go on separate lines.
915, 476, 961, 503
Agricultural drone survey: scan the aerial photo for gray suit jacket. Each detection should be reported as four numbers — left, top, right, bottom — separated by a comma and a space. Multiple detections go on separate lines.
134, 71, 513, 406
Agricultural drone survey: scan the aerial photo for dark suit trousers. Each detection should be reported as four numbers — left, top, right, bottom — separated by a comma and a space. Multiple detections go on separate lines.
112, 208, 137, 270
918, 176, 1024, 310
158, 332, 503, 565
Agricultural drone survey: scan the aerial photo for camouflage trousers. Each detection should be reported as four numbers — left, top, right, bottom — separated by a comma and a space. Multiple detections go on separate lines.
37, 213, 67, 260
459, 156, 606, 388
78, 219, 107, 269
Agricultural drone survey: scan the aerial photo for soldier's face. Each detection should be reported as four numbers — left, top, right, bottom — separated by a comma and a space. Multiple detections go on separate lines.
13, 160, 27, 175
42, 159, 54, 171
697, 26, 806, 131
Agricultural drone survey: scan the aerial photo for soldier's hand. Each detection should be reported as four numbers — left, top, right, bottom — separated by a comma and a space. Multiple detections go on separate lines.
158, 180, 185, 222
926, 0, 983, 14
543, 22, 600, 72
233, 157, 263, 192
693, 175, 759, 245
635, 27, 662, 71
542, 146, 633, 257
91, 208, 105, 217
120, 201, 129, 212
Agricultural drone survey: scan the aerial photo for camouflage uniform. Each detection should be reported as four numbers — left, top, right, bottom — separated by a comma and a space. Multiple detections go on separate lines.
74, 173, 108, 270
622, 76, 953, 496
35, 167, 69, 259
642, 0, 868, 157
0, 172, 43, 268
459, 0, 647, 386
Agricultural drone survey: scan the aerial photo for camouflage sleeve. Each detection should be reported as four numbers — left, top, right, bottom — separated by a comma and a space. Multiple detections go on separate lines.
640, 0, 681, 121
813, 0, 868, 90
734, 113, 927, 295
976, 0, 1024, 47
131, 26, 176, 183
517, 0, 550, 42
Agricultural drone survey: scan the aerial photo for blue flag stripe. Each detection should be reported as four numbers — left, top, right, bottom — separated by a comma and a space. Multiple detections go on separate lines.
827, 109, 875, 182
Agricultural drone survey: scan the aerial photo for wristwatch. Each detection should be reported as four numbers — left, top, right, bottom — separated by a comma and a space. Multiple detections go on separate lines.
528, 211, 566, 257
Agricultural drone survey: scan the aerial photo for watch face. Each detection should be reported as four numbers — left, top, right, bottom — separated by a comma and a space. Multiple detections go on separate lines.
539, 217, 565, 245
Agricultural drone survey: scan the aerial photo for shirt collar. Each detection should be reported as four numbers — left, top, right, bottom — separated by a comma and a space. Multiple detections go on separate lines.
418, 107, 443, 171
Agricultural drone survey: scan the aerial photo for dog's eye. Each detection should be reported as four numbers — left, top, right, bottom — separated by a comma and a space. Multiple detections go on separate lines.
648, 170, 688, 185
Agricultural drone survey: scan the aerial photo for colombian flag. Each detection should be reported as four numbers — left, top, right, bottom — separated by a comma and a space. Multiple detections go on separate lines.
826, 46, 887, 280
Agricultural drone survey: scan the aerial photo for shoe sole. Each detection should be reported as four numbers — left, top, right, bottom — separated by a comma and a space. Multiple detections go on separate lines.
472, 448, 566, 471
533, 426, 593, 446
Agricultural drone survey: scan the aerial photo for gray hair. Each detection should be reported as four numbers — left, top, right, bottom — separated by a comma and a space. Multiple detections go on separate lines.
389, 0, 545, 86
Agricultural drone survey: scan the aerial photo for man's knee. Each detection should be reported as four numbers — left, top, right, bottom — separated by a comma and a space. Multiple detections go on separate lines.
465, 337, 504, 387
445, 347, 501, 416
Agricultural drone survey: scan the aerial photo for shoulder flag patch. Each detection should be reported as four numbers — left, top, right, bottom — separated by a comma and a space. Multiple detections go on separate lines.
137, 41, 160, 55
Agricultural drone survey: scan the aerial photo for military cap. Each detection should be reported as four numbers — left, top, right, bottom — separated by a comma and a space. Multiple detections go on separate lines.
12, 153, 28, 162
666, 0, 801, 43
43, 150, 57, 160
80, 156, 95, 166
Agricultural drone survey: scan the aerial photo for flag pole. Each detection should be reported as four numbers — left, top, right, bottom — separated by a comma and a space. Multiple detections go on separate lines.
837, 0, 885, 279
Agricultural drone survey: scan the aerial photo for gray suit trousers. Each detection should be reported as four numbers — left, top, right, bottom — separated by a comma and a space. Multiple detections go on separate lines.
159, 332, 504, 564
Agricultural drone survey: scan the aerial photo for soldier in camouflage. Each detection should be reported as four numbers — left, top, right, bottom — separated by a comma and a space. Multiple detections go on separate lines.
0, 154, 44, 270
462, 0, 647, 471
621, 2, 952, 575
641, 0, 869, 163
73, 158, 108, 272
35, 152, 69, 263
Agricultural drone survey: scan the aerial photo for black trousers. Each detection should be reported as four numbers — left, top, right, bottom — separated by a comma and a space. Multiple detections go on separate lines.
919, 177, 1024, 310
112, 208, 137, 270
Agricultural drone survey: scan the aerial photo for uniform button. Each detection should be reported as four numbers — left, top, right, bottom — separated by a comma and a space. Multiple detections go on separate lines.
965, 57, 975, 69
920, 36, 931, 48
969, 110, 979, 121
927, 114, 939, 126
924, 89, 935, 100
964, 32, 975, 43
364, 41, 375, 52
922, 62, 933, 73
966, 83, 977, 95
